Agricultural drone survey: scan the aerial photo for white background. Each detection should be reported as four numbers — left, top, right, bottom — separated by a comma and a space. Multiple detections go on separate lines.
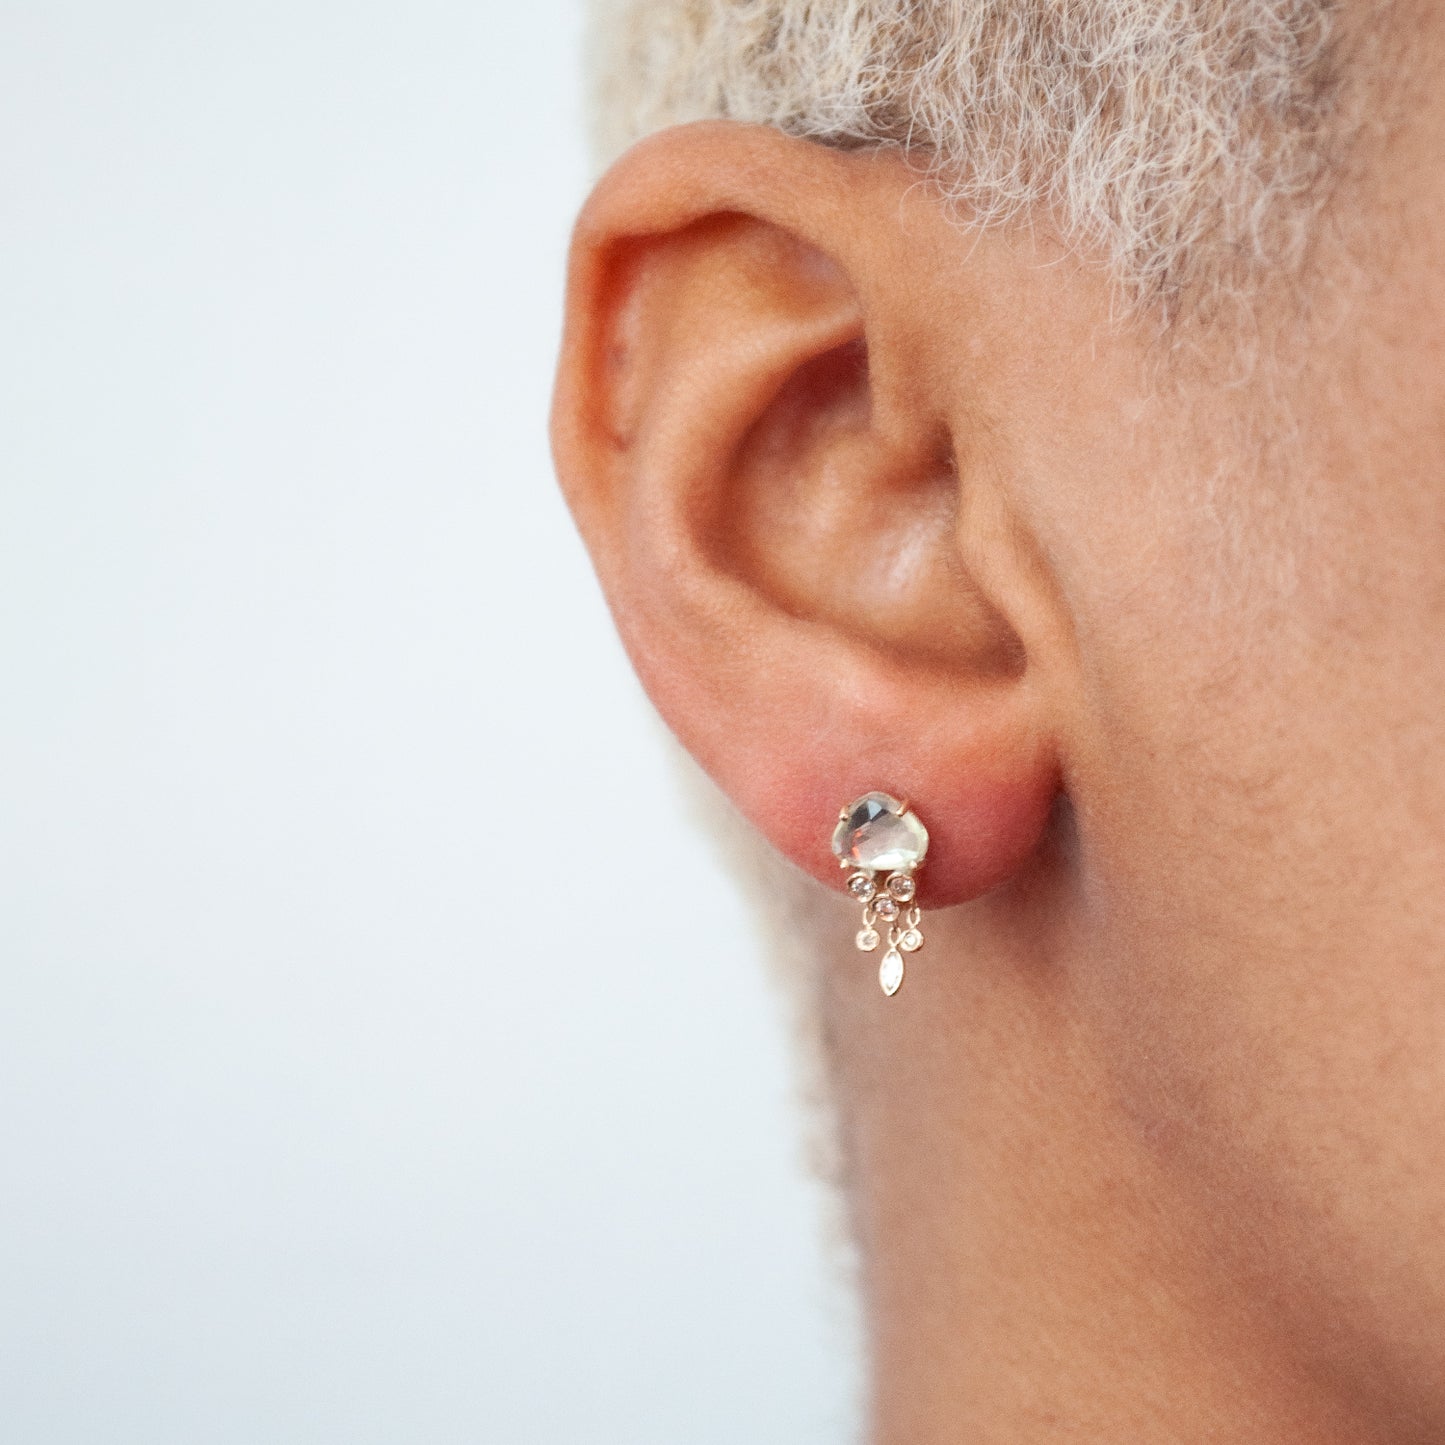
0, 4, 859, 1440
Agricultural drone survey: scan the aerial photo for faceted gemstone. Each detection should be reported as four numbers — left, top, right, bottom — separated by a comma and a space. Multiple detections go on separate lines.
856, 927, 880, 952
879, 949, 905, 996
874, 896, 899, 922
886, 871, 916, 902
899, 928, 923, 952
847, 872, 877, 902
831, 792, 929, 873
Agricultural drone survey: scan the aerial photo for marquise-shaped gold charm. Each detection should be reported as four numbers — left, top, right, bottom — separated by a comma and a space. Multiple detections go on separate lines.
878, 948, 905, 996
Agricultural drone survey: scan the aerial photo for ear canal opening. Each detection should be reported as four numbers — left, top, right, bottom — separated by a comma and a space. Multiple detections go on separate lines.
716, 334, 1024, 677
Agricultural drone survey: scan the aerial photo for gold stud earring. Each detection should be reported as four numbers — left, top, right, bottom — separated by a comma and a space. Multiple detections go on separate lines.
831, 792, 928, 996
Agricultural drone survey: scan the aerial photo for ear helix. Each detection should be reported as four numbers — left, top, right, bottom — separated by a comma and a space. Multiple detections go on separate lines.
831, 792, 928, 996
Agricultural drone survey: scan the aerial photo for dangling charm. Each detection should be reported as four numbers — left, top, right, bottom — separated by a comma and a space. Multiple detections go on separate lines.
831, 792, 928, 997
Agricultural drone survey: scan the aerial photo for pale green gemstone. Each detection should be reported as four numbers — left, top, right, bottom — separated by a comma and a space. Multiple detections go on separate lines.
831, 792, 929, 873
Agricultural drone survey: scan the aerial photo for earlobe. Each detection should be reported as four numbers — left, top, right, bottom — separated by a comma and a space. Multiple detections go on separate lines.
551, 122, 1065, 909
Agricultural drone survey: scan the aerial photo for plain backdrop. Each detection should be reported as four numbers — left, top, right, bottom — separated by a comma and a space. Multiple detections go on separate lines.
0, 4, 860, 1440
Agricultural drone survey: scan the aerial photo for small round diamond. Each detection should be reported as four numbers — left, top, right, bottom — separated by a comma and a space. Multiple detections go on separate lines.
856, 927, 880, 952
847, 872, 877, 902
886, 872, 915, 902
899, 928, 923, 952
874, 896, 899, 922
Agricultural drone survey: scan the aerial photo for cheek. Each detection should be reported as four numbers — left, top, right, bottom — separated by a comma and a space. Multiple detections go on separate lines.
1072, 505, 1445, 1408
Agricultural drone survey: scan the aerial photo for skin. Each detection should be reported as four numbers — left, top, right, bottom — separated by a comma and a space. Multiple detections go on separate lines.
551, 36, 1445, 1441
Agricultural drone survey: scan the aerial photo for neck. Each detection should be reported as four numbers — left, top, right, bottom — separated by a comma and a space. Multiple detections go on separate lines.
820, 879, 1390, 1445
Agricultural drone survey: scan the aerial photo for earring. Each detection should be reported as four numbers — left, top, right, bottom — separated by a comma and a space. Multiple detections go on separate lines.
831, 792, 929, 996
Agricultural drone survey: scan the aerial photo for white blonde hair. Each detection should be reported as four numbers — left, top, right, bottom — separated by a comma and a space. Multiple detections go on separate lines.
586, 0, 1364, 313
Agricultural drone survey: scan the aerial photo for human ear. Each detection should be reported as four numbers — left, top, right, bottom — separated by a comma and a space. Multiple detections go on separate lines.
551, 121, 1067, 906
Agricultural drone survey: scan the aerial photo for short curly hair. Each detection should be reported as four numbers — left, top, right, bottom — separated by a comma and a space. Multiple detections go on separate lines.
586, 0, 1367, 316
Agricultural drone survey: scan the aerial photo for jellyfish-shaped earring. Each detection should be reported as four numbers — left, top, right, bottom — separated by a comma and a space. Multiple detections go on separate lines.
831, 792, 929, 996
